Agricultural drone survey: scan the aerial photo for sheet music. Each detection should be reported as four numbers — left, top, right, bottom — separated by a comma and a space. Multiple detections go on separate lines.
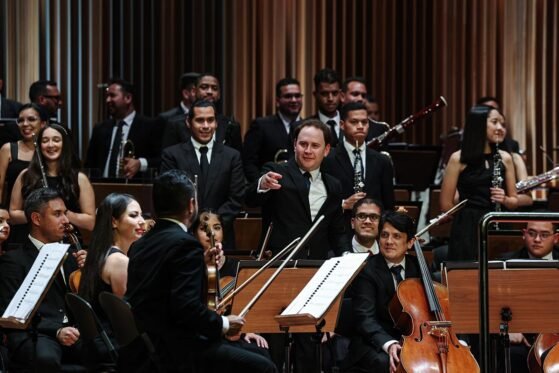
2, 243, 69, 323
281, 253, 368, 319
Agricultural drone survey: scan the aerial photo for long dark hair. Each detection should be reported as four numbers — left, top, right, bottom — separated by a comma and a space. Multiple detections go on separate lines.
78, 193, 135, 303
22, 124, 79, 205
460, 105, 501, 166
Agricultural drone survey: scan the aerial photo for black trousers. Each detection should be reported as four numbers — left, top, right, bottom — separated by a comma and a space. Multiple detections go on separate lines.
198, 340, 277, 373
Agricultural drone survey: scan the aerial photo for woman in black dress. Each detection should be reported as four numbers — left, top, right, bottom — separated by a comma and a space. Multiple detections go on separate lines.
440, 105, 518, 261
9, 123, 95, 234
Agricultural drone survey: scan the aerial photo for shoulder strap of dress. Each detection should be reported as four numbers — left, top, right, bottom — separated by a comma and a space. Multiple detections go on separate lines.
10, 142, 18, 160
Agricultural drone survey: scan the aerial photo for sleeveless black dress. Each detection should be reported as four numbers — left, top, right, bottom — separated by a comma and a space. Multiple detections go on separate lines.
4, 142, 30, 204
448, 154, 502, 261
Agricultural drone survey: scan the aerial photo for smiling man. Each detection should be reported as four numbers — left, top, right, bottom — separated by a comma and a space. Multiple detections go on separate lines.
161, 99, 244, 250
351, 198, 383, 254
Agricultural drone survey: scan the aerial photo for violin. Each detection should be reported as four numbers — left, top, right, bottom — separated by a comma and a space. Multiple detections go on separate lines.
65, 224, 83, 293
204, 220, 221, 310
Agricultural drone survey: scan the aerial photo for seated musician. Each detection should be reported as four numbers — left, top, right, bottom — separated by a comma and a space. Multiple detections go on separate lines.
192, 209, 271, 355
0, 188, 87, 372
500, 219, 559, 373
343, 211, 420, 373
126, 170, 276, 373
0, 205, 10, 254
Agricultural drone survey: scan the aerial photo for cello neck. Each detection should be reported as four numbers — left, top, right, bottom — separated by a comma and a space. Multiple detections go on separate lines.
413, 240, 443, 316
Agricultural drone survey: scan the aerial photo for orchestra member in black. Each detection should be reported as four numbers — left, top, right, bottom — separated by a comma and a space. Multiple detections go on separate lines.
126, 170, 276, 373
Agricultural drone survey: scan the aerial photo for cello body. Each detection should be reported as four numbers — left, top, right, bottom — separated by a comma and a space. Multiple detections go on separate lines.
528, 334, 559, 372
390, 278, 480, 372
542, 338, 559, 373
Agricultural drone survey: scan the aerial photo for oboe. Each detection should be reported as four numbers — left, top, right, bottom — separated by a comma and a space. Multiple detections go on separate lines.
32, 133, 49, 188
353, 141, 365, 193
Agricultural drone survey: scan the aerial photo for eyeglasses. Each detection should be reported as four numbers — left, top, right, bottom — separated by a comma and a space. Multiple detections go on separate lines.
17, 116, 40, 124
525, 229, 554, 240
355, 213, 380, 222
281, 93, 303, 100
43, 95, 62, 101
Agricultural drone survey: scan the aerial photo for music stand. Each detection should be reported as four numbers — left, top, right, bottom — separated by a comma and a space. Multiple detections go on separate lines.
387, 144, 441, 191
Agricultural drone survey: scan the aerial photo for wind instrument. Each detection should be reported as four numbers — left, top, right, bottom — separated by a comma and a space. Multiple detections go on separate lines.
32, 133, 49, 188
516, 166, 559, 193
353, 140, 365, 193
118, 139, 135, 178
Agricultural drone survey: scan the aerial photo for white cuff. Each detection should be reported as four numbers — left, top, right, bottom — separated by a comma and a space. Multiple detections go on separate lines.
382, 339, 398, 354
139, 158, 148, 172
221, 316, 229, 334
257, 175, 270, 193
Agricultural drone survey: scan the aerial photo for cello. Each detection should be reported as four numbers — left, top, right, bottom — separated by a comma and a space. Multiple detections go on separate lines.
389, 201, 479, 372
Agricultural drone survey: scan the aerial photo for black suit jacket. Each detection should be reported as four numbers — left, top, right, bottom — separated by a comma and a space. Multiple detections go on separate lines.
242, 114, 294, 182
0, 96, 22, 147
161, 113, 242, 152
323, 144, 394, 210
160, 141, 245, 248
347, 254, 420, 363
245, 159, 348, 259
501, 246, 559, 260
158, 105, 184, 122
126, 219, 223, 371
84, 114, 164, 177
0, 239, 78, 339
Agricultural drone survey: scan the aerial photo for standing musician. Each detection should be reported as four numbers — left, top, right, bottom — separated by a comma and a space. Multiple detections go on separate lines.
440, 105, 518, 261
0, 188, 87, 372
126, 170, 276, 373
322, 101, 394, 243
343, 211, 420, 373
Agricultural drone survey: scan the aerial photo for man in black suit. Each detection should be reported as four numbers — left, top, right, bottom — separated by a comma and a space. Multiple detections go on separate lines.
161, 100, 245, 250
28, 80, 63, 123
163, 73, 243, 152
0, 188, 87, 372
160, 72, 200, 148
323, 102, 394, 242
344, 211, 420, 372
341, 77, 389, 141
242, 77, 303, 182
126, 170, 276, 373
350, 197, 383, 255
84, 79, 163, 179
0, 78, 22, 147
307, 68, 343, 147
246, 118, 347, 259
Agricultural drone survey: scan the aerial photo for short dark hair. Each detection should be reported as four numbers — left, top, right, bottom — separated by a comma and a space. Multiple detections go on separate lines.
18, 103, 50, 122
108, 78, 135, 98
340, 101, 368, 120
379, 211, 416, 241
292, 118, 332, 146
313, 68, 340, 89
180, 72, 201, 90
352, 198, 384, 217
276, 78, 300, 98
29, 80, 58, 102
153, 170, 196, 217
23, 188, 63, 223
191, 209, 224, 234
196, 73, 220, 85
342, 76, 367, 92
188, 99, 216, 122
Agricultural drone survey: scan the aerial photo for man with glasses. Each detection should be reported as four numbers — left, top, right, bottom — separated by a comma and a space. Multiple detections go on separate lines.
29, 80, 63, 121
351, 198, 383, 255
242, 77, 303, 182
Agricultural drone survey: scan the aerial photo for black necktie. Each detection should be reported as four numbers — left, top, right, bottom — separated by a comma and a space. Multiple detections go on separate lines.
199, 146, 210, 192
326, 120, 338, 146
108, 121, 125, 177
390, 265, 404, 285
303, 171, 312, 191
353, 148, 364, 176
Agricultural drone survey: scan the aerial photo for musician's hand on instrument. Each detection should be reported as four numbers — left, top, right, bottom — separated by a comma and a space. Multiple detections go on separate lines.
490, 187, 507, 204
123, 157, 140, 178
243, 332, 269, 348
388, 342, 402, 373
342, 192, 367, 210
509, 333, 531, 347
225, 315, 245, 336
259, 172, 283, 191
204, 244, 223, 267
72, 249, 87, 268
57, 326, 80, 346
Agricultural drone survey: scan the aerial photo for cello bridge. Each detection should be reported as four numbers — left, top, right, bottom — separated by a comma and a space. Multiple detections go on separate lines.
425, 321, 452, 338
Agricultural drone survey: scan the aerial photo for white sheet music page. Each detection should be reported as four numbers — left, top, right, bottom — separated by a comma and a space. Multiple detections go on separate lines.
2, 243, 69, 323
281, 253, 368, 319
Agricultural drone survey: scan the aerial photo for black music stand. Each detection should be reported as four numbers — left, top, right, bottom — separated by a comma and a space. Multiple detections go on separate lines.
387, 144, 442, 191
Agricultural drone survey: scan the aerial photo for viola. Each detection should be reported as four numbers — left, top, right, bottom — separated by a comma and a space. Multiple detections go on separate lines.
204, 221, 221, 310
65, 224, 83, 293
389, 239, 479, 372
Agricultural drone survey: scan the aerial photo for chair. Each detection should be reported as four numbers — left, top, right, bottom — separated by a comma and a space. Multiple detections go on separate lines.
65, 293, 118, 371
98, 292, 162, 373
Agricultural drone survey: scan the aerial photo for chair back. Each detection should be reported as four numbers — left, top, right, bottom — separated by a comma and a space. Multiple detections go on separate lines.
98, 291, 140, 347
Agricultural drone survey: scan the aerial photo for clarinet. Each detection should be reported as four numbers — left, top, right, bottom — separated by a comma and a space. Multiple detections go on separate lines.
33, 133, 49, 188
492, 143, 504, 212
353, 141, 365, 193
